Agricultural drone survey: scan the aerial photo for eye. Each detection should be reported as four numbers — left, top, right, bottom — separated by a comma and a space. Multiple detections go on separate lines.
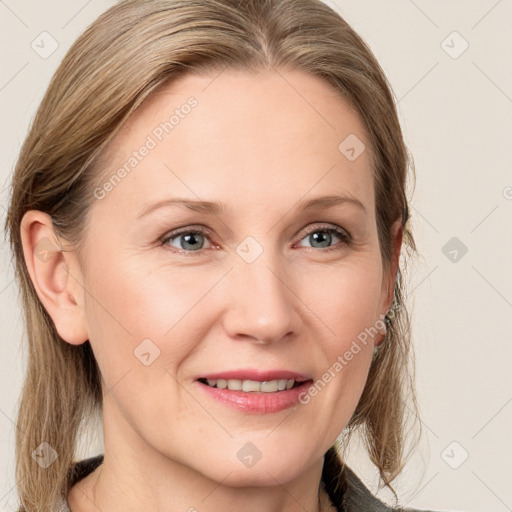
296, 224, 351, 251
160, 223, 351, 255
161, 226, 214, 252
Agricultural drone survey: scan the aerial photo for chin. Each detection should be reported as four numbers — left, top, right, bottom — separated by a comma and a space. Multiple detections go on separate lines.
194, 445, 315, 488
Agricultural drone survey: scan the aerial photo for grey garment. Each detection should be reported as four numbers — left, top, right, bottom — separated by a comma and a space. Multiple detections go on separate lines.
56, 455, 441, 512
341, 465, 440, 512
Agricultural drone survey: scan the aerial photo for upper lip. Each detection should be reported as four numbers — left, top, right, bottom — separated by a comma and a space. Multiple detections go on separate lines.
197, 369, 312, 382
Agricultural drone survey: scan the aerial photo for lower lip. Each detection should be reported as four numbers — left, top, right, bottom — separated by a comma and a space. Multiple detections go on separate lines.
196, 380, 313, 414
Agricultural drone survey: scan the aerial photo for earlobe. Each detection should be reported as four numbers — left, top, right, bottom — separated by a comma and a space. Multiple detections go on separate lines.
20, 210, 88, 346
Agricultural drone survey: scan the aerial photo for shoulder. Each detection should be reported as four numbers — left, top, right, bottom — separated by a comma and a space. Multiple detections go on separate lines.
340, 465, 446, 512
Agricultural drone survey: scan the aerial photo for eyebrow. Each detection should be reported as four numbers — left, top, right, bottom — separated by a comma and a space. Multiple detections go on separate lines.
136, 194, 366, 219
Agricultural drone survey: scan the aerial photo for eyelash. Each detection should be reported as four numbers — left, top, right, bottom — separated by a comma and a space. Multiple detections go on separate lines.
159, 224, 352, 256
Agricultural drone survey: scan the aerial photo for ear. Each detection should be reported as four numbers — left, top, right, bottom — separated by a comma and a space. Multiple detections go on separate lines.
375, 218, 404, 346
20, 210, 88, 345
384, 218, 404, 310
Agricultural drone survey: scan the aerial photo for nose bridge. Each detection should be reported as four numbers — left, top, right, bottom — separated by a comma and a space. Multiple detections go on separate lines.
224, 244, 300, 343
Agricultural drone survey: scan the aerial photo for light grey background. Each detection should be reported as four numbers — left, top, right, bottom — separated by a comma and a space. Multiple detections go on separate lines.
1, 1, 511, 511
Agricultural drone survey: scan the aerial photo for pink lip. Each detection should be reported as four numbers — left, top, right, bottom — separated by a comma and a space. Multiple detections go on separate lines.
196, 369, 311, 381
195, 379, 313, 414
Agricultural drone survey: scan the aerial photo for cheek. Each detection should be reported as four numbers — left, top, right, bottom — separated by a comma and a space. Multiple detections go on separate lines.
298, 257, 384, 349
292, 258, 383, 428
81, 252, 230, 386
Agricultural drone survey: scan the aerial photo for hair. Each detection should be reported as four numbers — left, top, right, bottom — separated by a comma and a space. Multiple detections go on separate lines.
5, 0, 420, 510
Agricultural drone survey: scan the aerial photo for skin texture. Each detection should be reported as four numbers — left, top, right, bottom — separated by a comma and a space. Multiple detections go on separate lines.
21, 68, 402, 512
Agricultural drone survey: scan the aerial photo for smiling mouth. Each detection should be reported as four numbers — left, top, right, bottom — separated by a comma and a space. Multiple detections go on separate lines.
197, 377, 310, 393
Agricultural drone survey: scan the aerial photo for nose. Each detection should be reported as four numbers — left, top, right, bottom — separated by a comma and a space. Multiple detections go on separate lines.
222, 253, 302, 345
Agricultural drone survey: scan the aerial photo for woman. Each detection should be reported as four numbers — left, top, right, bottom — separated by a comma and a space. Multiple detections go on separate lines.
5, 0, 437, 510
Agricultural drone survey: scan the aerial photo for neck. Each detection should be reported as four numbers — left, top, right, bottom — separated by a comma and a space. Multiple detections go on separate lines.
69, 399, 332, 512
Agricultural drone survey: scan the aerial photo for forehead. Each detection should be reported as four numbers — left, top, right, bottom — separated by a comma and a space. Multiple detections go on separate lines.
93, 68, 374, 216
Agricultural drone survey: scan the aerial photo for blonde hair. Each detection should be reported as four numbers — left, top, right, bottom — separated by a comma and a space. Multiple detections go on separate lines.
5, 0, 419, 509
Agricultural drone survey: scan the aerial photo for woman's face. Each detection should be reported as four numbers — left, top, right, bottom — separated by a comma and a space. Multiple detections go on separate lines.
75, 68, 396, 485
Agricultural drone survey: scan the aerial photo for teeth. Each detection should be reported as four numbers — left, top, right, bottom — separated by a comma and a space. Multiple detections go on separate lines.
242, 380, 262, 392
227, 379, 242, 391
204, 378, 300, 393
260, 380, 278, 392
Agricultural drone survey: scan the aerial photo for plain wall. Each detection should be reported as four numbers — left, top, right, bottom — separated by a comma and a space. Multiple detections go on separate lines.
1, 1, 511, 511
